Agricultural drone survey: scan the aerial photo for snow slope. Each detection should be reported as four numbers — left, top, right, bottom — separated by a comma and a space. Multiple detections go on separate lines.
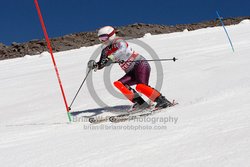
1, 20, 250, 167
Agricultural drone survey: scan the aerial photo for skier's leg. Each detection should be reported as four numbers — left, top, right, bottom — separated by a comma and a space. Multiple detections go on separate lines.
134, 61, 151, 85
134, 61, 171, 108
118, 74, 137, 86
136, 84, 172, 108
113, 81, 149, 109
114, 62, 152, 110
113, 81, 135, 102
136, 84, 160, 101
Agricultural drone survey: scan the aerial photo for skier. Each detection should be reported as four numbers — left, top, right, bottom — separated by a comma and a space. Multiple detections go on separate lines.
88, 26, 172, 110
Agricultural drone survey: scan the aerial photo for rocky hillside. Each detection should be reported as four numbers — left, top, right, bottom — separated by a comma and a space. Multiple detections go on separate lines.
1, 16, 249, 60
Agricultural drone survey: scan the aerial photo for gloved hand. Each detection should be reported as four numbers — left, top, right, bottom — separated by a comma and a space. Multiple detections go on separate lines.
108, 54, 115, 61
87, 60, 98, 70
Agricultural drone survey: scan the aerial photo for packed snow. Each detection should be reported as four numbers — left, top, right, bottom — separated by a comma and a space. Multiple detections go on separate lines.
0, 20, 250, 167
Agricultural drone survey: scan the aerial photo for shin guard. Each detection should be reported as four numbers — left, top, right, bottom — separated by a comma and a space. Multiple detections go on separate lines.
114, 81, 135, 102
136, 84, 161, 102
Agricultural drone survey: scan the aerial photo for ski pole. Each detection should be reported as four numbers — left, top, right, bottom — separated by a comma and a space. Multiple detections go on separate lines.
68, 68, 92, 111
112, 57, 177, 64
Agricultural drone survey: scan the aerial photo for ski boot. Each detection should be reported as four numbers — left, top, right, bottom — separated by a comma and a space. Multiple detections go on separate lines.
131, 95, 150, 111
155, 95, 172, 109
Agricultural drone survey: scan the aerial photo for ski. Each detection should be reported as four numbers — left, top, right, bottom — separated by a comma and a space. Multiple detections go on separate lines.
109, 101, 178, 123
88, 108, 148, 124
108, 108, 154, 123
89, 116, 110, 124
88, 100, 178, 124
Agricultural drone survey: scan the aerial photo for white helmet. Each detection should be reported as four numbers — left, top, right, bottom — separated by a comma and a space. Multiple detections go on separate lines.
98, 26, 116, 42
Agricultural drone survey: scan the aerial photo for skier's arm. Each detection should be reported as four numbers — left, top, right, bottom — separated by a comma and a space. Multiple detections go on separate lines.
96, 50, 112, 70
96, 39, 128, 70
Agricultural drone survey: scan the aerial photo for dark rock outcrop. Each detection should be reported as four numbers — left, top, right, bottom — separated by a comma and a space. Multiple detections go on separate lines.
0, 16, 249, 60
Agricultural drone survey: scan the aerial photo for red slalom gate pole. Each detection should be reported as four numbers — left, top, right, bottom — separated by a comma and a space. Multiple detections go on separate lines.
34, 0, 71, 122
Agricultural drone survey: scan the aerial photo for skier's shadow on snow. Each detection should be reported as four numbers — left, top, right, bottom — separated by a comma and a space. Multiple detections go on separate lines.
70, 105, 131, 117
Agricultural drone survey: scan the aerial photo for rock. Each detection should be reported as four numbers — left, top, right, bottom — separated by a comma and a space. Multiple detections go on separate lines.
0, 16, 249, 60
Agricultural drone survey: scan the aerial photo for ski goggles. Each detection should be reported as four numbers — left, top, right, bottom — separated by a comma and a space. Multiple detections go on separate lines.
98, 29, 115, 42
98, 34, 109, 42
